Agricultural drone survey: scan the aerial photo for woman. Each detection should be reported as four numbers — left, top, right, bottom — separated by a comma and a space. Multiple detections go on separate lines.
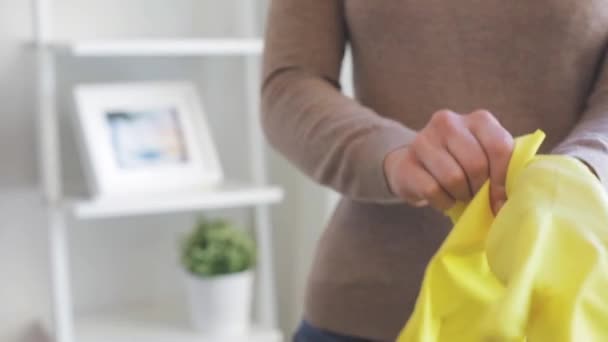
261, 1, 608, 341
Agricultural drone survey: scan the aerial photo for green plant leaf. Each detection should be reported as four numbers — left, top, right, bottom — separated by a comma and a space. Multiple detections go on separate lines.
181, 217, 256, 277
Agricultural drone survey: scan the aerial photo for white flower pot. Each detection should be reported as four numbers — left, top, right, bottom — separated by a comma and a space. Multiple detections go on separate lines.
184, 270, 254, 336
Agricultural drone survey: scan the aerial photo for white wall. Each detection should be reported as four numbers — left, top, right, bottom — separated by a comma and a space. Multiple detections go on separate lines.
0, 0, 331, 340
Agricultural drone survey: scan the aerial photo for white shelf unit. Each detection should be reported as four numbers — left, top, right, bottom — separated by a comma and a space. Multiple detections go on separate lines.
48, 38, 264, 57
75, 305, 281, 342
33, 1, 282, 342
72, 184, 283, 219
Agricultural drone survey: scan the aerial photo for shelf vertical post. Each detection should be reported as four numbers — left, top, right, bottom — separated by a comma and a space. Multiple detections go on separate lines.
239, 0, 278, 330
33, 0, 52, 44
33, 0, 75, 341
47, 210, 74, 342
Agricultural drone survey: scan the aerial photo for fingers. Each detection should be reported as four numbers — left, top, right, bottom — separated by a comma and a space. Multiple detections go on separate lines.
403, 163, 456, 211
383, 108, 513, 214
467, 110, 514, 214
427, 110, 489, 201
389, 149, 454, 210
444, 130, 489, 196
431, 110, 489, 197
411, 168, 455, 211
414, 135, 470, 201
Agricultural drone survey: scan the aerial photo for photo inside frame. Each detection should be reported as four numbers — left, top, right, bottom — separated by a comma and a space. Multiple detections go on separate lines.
105, 107, 189, 169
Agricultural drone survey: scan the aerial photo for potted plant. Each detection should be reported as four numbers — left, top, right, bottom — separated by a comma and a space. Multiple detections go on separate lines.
181, 217, 256, 336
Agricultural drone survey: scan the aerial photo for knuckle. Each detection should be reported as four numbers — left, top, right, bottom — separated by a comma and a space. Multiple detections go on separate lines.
444, 171, 467, 190
434, 109, 454, 118
489, 135, 514, 158
471, 109, 495, 122
469, 158, 489, 177
411, 133, 429, 150
432, 109, 457, 128
422, 183, 441, 199
465, 154, 488, 174
445, 170, 466, 189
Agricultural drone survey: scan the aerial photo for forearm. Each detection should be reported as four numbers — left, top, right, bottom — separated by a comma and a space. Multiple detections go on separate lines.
553, 99, 608, 189
262, 68, 415, 202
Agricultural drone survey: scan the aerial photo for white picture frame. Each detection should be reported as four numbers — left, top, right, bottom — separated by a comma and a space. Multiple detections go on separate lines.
73, 81, 223, 198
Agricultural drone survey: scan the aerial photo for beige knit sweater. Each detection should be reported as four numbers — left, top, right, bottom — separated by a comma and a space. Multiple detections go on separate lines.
261, 1, 608, 340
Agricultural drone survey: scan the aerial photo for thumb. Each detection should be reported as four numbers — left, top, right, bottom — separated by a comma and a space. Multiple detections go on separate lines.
488, 138, 512, 214
490, 184, 507, 215
485, 136, 513, 214
467, 111, 514, 214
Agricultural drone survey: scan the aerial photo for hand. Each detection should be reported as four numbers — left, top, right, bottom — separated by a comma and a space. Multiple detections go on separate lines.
384, 109, 514, 214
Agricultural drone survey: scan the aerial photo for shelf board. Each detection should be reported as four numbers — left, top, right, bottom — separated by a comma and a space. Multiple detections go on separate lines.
46, 38, 264, 57
70, 183, 284, 219
75, 306, 282, 342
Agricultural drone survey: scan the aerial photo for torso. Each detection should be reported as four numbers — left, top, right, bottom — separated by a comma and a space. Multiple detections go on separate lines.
306, 2, 608, 340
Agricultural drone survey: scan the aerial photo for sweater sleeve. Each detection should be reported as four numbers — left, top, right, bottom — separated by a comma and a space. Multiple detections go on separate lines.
553, 51, 608, 190
261, 0, 416, 202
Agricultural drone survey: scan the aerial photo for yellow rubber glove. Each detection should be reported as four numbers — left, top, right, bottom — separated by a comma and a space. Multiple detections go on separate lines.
397, 130, 608, 342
